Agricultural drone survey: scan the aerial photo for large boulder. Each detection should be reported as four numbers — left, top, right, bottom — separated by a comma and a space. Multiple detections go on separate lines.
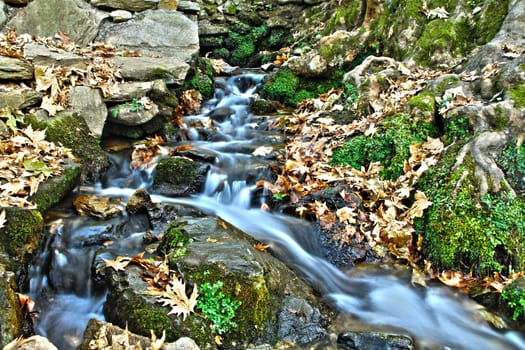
96, 9, 199, 61
68, 86, 108, 138
0, 57, 33, 81
7, 0, 107, 46
103, 215, 327, 349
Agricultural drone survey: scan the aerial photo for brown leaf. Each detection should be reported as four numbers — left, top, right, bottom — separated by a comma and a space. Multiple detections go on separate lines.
103, 256, 132, 272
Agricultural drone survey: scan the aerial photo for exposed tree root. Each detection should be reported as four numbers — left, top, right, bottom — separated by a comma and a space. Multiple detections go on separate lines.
453, 131, 515, 196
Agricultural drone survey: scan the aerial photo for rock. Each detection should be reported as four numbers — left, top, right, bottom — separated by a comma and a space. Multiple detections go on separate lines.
159, 0, 178, 10
29, 113, 110, 183
0, 57, 33, 80
177, 1, 199, 13
337, 331, 414, 350
2, 335, 58, 350
23, 43, 87, 69
109, 9, 133, 23
111, 56, 190, 85
104, 80, 168, 103
78, 318, 201, 350
152, 156, 203, 196
208, 106, 233, 122
0, 1, 6, 27
0, 266, 25, 347
126, 188, 155, 214
73, 194, 123, 219
68, 86, 108, 138
90, 0, 159, 12
97, 9, 199, 61
108, 98, 159, 126
103, 215, 327, 348
286, 51, 328, 78
7, 0, 107, 46
0, 87, 42, 110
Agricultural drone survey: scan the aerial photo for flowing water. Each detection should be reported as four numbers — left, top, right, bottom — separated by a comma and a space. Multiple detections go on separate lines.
28, 73, 525, 349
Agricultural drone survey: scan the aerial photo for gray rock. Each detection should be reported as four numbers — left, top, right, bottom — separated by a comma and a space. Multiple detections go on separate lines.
7, 0, 108, 46
286, 51, 328, 78
96, 9, 199, 61
278, 296, 327, 344
104, 80, 167, 103
0, 56, 33, 80
109, 9, 133, 23
23, 43, 87, 69
0, 1, 6, 28
177, 0, 200, 13
0, 87, 42, 109
337, 331, 414, 350
108, 99, 159, 126
90, 0, 159, 12
111, 56, 189, 85
68, 86, 108, 137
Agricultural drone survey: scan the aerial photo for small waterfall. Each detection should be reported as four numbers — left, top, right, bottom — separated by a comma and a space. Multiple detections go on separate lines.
28, 72, 525, 350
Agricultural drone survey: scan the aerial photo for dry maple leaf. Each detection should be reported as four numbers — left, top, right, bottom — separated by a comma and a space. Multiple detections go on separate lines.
103, 256, 132, 272
145, 277, 198, 320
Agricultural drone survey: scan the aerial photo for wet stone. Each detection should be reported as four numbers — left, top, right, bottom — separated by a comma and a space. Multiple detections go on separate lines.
337, 331, 415, 350
73, 194, 123, 219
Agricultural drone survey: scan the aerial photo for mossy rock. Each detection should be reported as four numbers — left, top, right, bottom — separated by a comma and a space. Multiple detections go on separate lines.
152, 156, 200, 196
500, 276, 525, 324
416, 144, 525, 275
103, 265, 213, 346
509, 83, 525, 109
0, 264, 26, 346
1, 207, 43, 270
28, 113, 109, 183
29, 159, 81, 212
171, 216, 324, 348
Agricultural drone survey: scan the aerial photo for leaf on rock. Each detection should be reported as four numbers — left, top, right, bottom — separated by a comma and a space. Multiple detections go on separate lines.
103, 256, 132, 272
145, 277, 198, 320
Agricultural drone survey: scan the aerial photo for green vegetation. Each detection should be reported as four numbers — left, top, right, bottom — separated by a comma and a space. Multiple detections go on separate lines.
417, 146, 525, 274
509, 83, 525, 109
197, 280, 242, 334
185, 58, 214, 98
153, 156, 198, 187
228, 25, 268, 66
2, 207, 43, 267
331, 113, 439, 180
501, 279, 525, 321
497, 144, 525, 192
442, 114, 472, 145
157, 221, 189, 263
111, 98, 146, 119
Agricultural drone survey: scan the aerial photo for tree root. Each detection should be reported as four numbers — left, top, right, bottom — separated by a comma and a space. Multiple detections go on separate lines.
453, 131, 515, 196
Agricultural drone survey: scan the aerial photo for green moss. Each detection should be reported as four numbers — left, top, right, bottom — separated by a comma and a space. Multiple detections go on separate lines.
157, 220, 189, 264
260, 68, 299, 106
475, 0, 509, 45
228, 25, 268, 66
28, 113, 109, 182
442, 114, 472, 145
497, 144, 525, 192
127, 297, 176, 340
186, 265, 269, 344
509, 83, 525, 109
2, 207, 43, 267
331, 113, 439, 180
417, 147, 525, 275
323, 0, 361, 34
407, 91, 436, 114
153, 156, 198, 187
30, 163, 81, 212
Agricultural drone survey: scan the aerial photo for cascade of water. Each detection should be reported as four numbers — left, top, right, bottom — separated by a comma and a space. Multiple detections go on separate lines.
28, 72, 525, 350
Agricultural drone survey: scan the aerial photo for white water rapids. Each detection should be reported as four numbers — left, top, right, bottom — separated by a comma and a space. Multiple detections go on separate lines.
29, 73, 525, 349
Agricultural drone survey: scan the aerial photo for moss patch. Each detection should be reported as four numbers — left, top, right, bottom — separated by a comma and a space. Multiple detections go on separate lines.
417, 147, 525, 275
157, 220, 189, 264
153, 156, 198, 187
29, 113, 109, 183
1, 207, 43, 268
331, 113, 439, 180
509, 83, 525, 109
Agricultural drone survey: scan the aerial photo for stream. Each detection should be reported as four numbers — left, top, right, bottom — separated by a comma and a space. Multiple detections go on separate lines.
28, 73, 525, 350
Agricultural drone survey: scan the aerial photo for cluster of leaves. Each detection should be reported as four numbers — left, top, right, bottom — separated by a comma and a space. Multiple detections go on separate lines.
103, 253, 199, 321
0, 112, 75, 208
196, 281, 242, 334
1, 29, 125, 116
86, 324, 166, 350
262, 85, 443, 262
